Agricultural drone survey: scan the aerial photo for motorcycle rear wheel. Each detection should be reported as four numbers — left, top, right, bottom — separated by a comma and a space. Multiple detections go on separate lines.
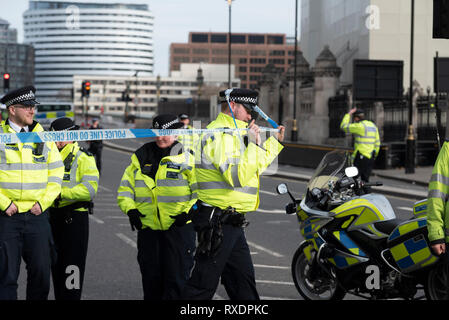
292, 243, 346, 300
425, 261, 449, 300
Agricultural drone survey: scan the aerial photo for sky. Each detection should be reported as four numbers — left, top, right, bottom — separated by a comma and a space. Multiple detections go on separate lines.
2, 0, 301, 76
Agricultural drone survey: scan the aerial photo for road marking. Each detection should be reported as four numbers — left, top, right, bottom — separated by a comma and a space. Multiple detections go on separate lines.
116, 233, 137, 249
256, 279, 295, 286
99, 185, 112, 192
254, 264, 289, 270
260, 296, 296, 300
88, 215, 104, 224
260, 190, 277, 196
213, 293, 225, 300
104, 216, 128, 219
256, 208, 287, 214
247, 241, 284, 258
397, 206, 413, 212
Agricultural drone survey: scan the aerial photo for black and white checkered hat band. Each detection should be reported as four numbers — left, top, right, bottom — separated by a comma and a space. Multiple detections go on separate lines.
5, 90, 36, 107
155, 119, 180, 129
220, 96, 258, 105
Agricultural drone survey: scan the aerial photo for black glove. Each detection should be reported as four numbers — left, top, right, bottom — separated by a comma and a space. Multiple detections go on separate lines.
170, 212, 191, 227
127, 209, 145, 231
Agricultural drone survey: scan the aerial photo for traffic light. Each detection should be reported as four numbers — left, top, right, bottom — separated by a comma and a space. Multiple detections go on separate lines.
121, 90, 131, 102
433, 0, 449, 38
81, 80, 91, 98
3, 73, 10, 90
85, 81, 91, 97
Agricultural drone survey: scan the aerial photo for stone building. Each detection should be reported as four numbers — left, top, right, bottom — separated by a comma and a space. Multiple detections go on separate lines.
259, 45, 342, 145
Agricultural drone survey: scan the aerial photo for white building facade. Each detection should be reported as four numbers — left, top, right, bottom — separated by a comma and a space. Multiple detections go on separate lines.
301, 0, 449, 92
73, 63, 239, 119
23, 0, 154, 101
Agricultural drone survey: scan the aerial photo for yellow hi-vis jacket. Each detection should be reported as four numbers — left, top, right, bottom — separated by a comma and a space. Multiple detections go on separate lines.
340, 113, 380, 159
117, 143, 197, 230
195, 112, 284, 213
0, 120, 64, 213
53, 142, 99, 212
177, 125, 200, 153
427, 141, 449, 244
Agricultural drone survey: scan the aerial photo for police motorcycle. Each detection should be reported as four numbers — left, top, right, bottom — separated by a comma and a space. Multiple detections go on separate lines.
277, 150, 448, 300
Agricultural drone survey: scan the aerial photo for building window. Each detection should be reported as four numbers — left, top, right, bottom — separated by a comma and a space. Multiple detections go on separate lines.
191, 33, 208, 43
239, 58, 247, 63
211, 34, 227, 43
248, 35, 265, 44
231, 35, 246, 44
249, 58, 266, 64
239, 66, 247, 72
267, 35, 283, 44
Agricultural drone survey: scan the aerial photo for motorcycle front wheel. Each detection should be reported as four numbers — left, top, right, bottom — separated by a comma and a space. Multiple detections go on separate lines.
292, 243, 346, 300
425, 261, 449, 300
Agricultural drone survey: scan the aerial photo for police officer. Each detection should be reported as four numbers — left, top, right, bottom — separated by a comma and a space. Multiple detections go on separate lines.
0, 86, 64, 300
88, 118, 103, 174
427, 141, 449, 256
177, 113, 198, 153
182, 88, 285, 300
48, 117, 99, 300
178, 113, 191, 128
340, 108, 380, 184
117, 114, 197, 300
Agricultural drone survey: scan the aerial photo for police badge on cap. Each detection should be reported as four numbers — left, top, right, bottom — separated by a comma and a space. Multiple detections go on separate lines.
0, 86, 40, 107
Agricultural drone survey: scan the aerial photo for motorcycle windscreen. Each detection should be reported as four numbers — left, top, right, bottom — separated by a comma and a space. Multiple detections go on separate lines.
307, 150, 351, 191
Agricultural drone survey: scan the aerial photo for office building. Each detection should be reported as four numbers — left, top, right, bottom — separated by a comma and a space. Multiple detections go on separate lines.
170, 32, 296, 90
301, 0, 449, 91
0, 18, 34, 95
23, 0, 154, 101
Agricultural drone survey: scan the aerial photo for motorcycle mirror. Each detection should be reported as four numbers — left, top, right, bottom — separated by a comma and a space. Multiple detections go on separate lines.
277, 183, 288, 195
345, 166, 358, 178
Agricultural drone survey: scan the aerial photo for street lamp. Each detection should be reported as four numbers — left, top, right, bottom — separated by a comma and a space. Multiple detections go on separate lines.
405, 0, 415, 174
134, 70, 139, 118
291, 0, 299, 141
195, 66, 204, 119
156, 74, 161, 114
226, 0, 235, 88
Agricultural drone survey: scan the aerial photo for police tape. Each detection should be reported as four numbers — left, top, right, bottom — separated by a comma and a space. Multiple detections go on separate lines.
0, 127, 280, 144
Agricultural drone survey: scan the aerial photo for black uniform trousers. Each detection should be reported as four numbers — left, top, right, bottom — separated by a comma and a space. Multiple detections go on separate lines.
353, 151, 375, 182
182, 223, 260, 300
137, 223, 195, 300
49, 208, 89, 300
0, 210, 55, 300
88, 145, 102, 175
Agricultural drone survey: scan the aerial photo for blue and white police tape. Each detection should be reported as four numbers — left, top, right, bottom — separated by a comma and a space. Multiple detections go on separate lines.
0, 127, 280, 144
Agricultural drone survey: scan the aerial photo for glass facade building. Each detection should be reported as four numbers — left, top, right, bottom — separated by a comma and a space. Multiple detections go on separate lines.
24, 0, 154, 102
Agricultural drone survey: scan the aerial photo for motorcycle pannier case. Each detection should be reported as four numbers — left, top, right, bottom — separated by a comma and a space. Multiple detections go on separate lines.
387, 217, 438, 273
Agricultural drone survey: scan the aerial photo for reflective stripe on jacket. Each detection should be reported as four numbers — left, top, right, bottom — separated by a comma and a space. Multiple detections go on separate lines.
340, 113, 380, 159
55, 142, 99, 211
427, 141, 449, 243
117, 145, 197, 230
0, 120, 64, 213
195, 112, 283, 213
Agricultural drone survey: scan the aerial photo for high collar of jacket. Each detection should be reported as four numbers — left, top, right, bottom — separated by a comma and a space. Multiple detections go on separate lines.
210, 112, 248, 129
4, 118, 41, 133
134, 141, 182, 178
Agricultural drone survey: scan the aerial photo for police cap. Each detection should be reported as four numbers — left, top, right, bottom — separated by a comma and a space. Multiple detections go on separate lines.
50, 117, 80, 131
219, 88, 258, 111
0, 86, 40, 107
152, 114, 184, 130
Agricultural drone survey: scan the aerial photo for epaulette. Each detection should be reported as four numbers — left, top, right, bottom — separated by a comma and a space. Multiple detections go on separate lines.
80, 147, 93, 156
